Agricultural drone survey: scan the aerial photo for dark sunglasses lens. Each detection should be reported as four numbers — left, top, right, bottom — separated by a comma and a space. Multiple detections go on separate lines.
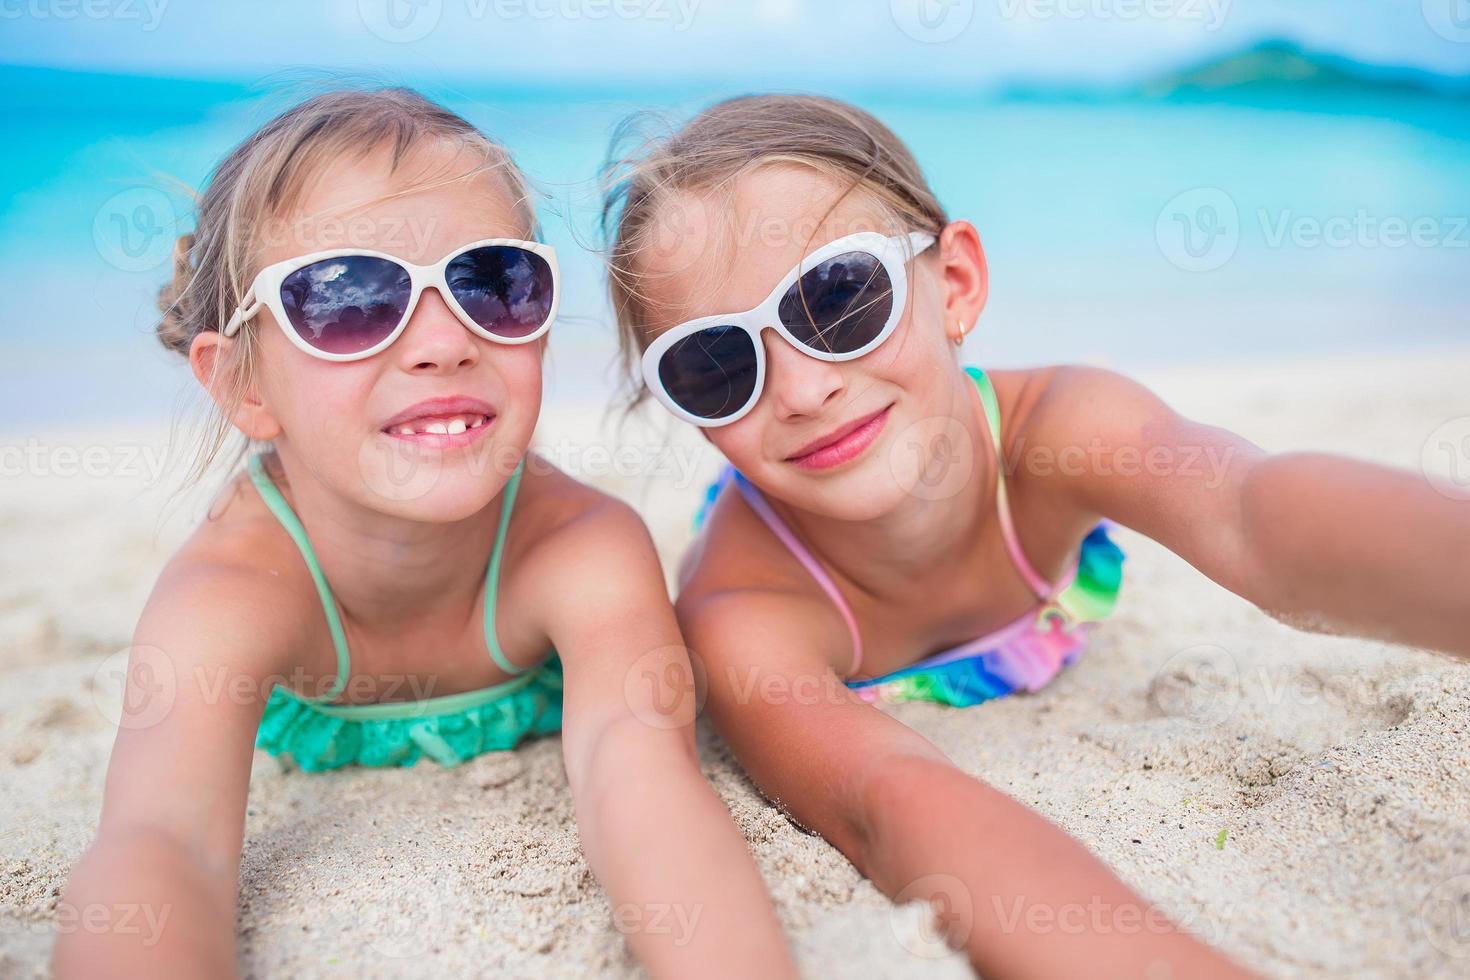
778, 251, 894, 354
445, 245, 554, 338
658, 325, 759, 421
279, 255, 411, 356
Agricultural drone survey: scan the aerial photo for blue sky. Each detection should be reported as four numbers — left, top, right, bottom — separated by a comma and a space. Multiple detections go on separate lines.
3, 0, 1469, 88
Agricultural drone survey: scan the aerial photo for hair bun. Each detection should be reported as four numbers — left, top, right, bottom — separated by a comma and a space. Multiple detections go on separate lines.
155, 232, 196, 356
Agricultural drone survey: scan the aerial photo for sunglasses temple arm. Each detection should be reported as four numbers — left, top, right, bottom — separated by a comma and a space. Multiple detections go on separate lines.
222, 292, 260, 338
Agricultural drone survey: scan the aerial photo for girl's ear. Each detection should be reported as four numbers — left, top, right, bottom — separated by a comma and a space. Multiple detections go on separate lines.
189, 330, 282, 441
936, 220, 988, 345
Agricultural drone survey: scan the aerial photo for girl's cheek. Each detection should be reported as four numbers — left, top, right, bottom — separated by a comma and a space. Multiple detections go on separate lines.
494, 346, 547, 428
265, 360, 371, 448
508, 350, 545, 403
707, 419, 762, 473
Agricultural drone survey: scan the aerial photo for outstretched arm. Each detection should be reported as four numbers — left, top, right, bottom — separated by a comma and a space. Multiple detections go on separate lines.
534, 497, 795, 979
1030, 366, 1470, 658
54, 564, 295, 979
677, 586, 1256, 979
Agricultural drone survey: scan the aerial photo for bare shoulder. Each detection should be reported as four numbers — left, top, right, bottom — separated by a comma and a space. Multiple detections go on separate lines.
139, 469, 328, 686
504, 453, 673, 628
988, 364, 1180, 450
514, 452, 661, 566
679, 581, 848, 677
986, 364, 1263, 530
675, 477, 853, 676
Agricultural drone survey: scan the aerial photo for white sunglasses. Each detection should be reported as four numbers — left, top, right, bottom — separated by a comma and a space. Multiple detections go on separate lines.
223, 238, 559, 362
640, 230, 935, 427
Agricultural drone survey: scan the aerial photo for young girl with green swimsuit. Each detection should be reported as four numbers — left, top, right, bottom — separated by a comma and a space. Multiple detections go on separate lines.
55, 88, 796, 980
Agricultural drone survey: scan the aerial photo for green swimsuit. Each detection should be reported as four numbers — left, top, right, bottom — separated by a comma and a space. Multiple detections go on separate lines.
248, 453, 563, 771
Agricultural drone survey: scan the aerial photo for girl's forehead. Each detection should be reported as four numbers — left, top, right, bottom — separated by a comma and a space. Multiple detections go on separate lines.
259, 142, 524, 266
640, 166, 892, 328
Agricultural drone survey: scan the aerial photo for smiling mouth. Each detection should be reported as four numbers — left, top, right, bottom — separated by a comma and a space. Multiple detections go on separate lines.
785, 404, 892, 470
383, 412, 493, 437
380, 412, 496, 450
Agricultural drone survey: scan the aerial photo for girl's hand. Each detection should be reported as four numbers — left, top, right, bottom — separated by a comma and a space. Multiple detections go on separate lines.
518, 469, 796, 979
1023, 366, 1470, 658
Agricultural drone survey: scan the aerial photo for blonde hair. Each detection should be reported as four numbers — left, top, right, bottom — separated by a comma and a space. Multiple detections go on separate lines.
600, 94, 948, 412
158, 86, 538, 485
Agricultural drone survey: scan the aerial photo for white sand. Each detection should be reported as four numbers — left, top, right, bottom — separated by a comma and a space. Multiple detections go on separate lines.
3, 349, 1469, 978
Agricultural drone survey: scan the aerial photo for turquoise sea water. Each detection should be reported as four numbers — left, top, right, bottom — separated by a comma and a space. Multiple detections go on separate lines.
2, 66, 1467, 429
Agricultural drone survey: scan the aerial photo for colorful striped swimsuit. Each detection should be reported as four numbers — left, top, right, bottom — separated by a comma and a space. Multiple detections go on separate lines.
694, 366, 1125, 708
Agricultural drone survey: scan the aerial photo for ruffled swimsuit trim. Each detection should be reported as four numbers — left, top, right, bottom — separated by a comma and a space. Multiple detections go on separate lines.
247, 453, 562, 770
692, 366, 1124, 708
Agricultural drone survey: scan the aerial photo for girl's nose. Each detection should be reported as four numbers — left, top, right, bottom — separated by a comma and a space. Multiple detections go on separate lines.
762, 329, 845, 420
395, 288, 480, 373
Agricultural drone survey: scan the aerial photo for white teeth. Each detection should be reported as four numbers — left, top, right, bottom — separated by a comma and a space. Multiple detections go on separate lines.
388, 413, 490, 436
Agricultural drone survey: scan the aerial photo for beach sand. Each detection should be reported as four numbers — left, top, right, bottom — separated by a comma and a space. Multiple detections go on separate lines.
2, 350, 1468, 978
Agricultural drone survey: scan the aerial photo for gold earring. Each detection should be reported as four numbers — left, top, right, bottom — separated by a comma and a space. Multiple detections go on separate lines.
953, 319, 968, 347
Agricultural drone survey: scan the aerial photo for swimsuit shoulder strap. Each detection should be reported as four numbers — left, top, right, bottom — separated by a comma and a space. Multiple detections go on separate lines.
483, 457, 527, 674
247, 453, 351, 703
726, 466, 865, 677
964, 366, 1056, 601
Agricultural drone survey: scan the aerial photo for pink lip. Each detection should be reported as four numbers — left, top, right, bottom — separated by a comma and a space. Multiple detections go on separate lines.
380, 396, 497, 451
786, 404, 892, 471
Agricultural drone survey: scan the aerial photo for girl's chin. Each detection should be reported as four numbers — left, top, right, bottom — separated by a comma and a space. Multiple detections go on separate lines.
352, 432, 521, 515
368, 482, 505, 523
351, 459, 517, 521
775, 464, 912, 522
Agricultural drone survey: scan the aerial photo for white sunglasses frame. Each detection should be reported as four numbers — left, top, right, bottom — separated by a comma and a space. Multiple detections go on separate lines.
221, 238, 560, 362
640, 230, 936, 428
